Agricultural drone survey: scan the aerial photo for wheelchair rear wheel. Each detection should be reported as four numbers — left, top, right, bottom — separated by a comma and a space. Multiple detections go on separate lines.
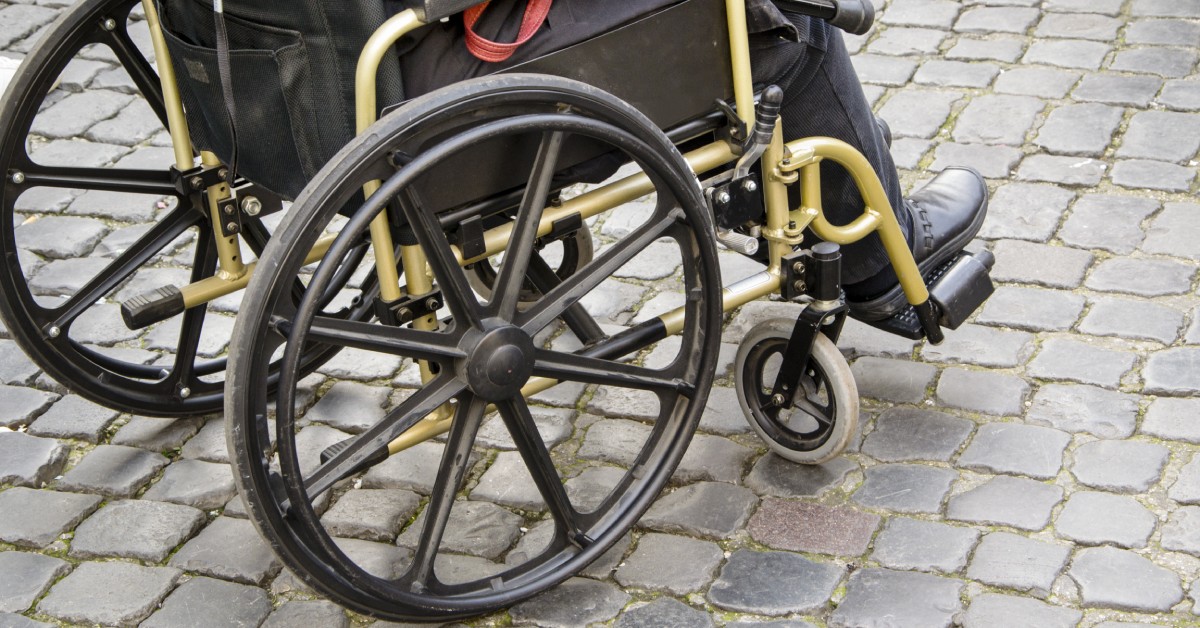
0, 0, 368, 415
226, 74, 723, 621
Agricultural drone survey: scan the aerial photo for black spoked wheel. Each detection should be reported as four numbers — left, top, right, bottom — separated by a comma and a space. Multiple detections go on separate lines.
0, 0, 367, 415
227, 74, 722, 621
735, 318, 858, 464
467, 227, 593, 305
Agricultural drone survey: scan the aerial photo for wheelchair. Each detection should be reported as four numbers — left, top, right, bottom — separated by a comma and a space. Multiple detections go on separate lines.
0, 0, 995, 620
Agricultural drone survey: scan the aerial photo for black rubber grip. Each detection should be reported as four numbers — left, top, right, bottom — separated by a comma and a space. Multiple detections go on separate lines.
753, 85, 785, 145
831, 0, 876, 36
320, 439, 390, 476
121, 285, 185, 330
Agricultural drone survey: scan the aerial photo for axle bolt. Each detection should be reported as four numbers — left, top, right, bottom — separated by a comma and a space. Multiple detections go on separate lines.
101, 17, 117, 31
10, 170, 25, 185
47, 326, 60, 338
771, 393, 787, 406
715, 191, 731, 205
179, 387, 191, 399
742, 179, 758, 193
241, 196, 262, 216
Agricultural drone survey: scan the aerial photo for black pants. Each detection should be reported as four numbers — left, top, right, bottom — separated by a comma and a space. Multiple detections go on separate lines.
393, 2, 909, 284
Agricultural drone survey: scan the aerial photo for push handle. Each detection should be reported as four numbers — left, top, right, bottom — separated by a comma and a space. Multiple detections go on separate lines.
776, 0, 876, 35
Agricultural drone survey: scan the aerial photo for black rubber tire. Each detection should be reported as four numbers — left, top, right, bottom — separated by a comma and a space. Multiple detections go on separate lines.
735, 318, 858, 464
0, 0, 364, 416
226, 74, 722, 621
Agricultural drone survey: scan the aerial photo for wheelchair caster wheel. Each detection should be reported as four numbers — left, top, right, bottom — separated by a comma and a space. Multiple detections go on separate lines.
735, 318, 858, 464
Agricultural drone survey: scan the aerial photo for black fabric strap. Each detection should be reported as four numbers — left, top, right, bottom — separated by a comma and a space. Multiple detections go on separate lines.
213, 0, 238, 184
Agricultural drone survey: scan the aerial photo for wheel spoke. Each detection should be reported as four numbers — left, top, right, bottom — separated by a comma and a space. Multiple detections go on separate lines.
532, 348, 693, 396
103, 24, 170, 128
489, 131, 564, 320
518, 209, 680, 335
165, 224, 218, 388
300, 374, 465, 500
496, 397, 585, 542
403, 392, 488, 591
526, 252, 606, 345
20, 165, 178, 195
296, 316, 466, 363
48, 202, 200, 330
398, 189, 483, 329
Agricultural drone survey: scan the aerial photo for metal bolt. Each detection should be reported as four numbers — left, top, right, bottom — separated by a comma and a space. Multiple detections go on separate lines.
223, 204, 234, 215
788, 221, 797, 230
241, 196, 262, 216
715, 191, 731, 205
10, 170, 24, 185
397, 307, 413, 320
179, 387, 191, 399
742, 179, 758, 193
226, 222, 238, 233
793, 280, 806, 292
190, 176, 204, 190
426, 298, 441, 311
218, 168, 229, 181
101, 17, 117, 31
47, 326, 60, 338
792, 262, 805, 274
771, 393, 787, 406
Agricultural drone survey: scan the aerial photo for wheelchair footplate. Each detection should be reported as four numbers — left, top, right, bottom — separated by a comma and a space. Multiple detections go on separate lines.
864, 248, 996, 341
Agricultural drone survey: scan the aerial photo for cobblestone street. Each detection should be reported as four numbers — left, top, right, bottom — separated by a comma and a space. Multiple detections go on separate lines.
1, 0, 1200, 626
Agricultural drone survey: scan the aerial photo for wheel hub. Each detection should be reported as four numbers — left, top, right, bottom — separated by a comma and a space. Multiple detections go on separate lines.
462, 324, 536, 401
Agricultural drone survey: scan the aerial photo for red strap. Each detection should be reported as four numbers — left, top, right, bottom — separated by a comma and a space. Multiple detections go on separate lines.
464, 0, 553, 63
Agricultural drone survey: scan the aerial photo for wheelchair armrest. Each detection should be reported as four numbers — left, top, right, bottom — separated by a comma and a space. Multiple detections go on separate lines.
775, 0, 875, 35
419, 0, 488, 23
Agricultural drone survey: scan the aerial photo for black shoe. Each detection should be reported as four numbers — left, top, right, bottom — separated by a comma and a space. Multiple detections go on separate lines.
848, 166, 989, 322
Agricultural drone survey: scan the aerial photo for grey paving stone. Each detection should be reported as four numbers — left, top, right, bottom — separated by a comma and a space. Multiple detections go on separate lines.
991, 240, 1093, 289
70, 499, 204, 562
852, 464, 957, 514
1143, 398, 1200, 444
961, 594, 1083, 628
27, 257, 111, 297
179, 417, 229, 463
958, 422, 1070, 479
967, 532, 1071, 598
1111, 158, 1197, 192
0, 341, 39, 387
1055, 491, 1157, 548
36, 561, 181, 626
472, 451, 545, 510
725, 621, 816, 628
28, 140, 128, 169
56, 444, 167, 498
613, 533, 723, 594
876, 90, 963, 139
141, 576, 272, 628
586, 388, 658, 421
1111, 47, 1198, 78
640, 481, 758, 539
25, 393, 118, 443
675, 433, 755, 484
851, 356, 936, 403
0, 4, 57, 49
614, 598, 713, 628
709, 549, 843, 615
851, 54, 918, 86
881, 0, 962, 28
140, 459, 237, 511
1158, 505, 1200, 558
0, 488, 102, 549
0, 612, 54, 628
830, 568, 963, 628
302, 381, 389, 434
837, 318, 920, 359
745, 454, 857, 498
976, 286, 1085, 332
564, 466, 624, 512
947, 475, 1063, 530
316, 347, 403, 382
862, 407, 974, 462
946, 36, 1026, 62
1070, 546, 1183, 612
1072, 74, 1164, 107
1016, 155, 1106, 186
397, 500, 522, 559
168, 516, 282, 585
869, 27, 947, 56
953, 95, 1044, 145
579, 418, 654, 464
0, 551, 70, 613
980, 183, 1076, 243
1034, 103, 1123, 157
1145, 347, 1200, 395
1143, 202, 1200, 261
994, 67, 1081, 99
1127, 18, 1200, 44
509, 577, 629, 628
361, 440, 472, 495
891, 138, 931, 170
0, 432, 68, 488
14, 216, 108, 259
262, 600, 349, 628
112, 416, 203, 453
922, 324, 1033, 368
477, 405, 575, 448
699, 386, 753, 436
321, 488, 420, 543
871, 518, 978, 574
1159, 79, 1200, 111
1027, 338, 1136, 388
1132, 0, 1200, 17
1071, 439, 1169, 493
1060, 195, 1159, 255
1089, 256, 1190, 296
955, 6, 1039, 33
0, 384, 56, 429
750, 499, 880, 557
1118, 111, 1200, 163
936, 369, 1029, 416
1026, 384, 1140, 439
29, 90, 133, 138
1023, 40, 1112, 70
929, 143, 1022, 178
1080, 297, 1184, 344
86, 97, 162, 145
913, 60, 999, 88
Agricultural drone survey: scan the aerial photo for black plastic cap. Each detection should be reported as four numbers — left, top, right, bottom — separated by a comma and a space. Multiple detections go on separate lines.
831, 0, 876, 35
